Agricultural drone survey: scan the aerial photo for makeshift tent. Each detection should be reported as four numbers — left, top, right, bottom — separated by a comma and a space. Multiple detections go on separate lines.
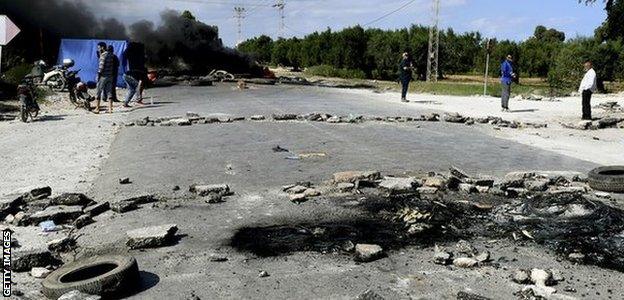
57, 39, 128, 87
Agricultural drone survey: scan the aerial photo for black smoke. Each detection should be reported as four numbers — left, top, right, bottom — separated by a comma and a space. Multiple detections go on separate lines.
0, 0, 259, 75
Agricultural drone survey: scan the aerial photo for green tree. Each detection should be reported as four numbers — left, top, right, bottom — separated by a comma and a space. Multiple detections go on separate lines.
237, 35, 274, 63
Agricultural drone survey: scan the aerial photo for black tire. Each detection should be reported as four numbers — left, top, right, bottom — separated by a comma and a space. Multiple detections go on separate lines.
48, 74, 66, 92
41, 255, 140, 299
588, 166, 624, 193
20, 105, 28, 123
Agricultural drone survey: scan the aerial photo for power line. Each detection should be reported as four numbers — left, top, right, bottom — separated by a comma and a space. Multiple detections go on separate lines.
362, 0, 418, 27
234, 6, 246, 44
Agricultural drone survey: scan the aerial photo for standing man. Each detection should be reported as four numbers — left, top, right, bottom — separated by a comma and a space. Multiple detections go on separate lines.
108, 45, 120, 103
399, 52, 414, 102
95, 42, 116, 114
579, 60, 597, 120
500, 54, 516, 112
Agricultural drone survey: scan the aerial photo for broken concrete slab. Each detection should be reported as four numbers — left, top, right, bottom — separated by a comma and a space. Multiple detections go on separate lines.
336, 182, 355, 192
453, 257, 478, 268
333, 171, 381, 183
512, 269, 531, 284
355, 244, 384, 262
417, 187, 438, 194
0, 193, 24, 215
12, 250, 59, 272
424, 176, 448, 189
525, 179, 550, 192
30, 267, 51, 278
250, 115, 266, 121
73, 214, 94, 229
272, 113, 298, 121
190, 184, 231, 197
285, 185, 308, 194
84, 202, 110, 217
378, 177, 419, 194
28, 205, 84, 225
25, 186, 52, 202
122, 194, 158, 205
111, 201, 138, 213
458, 183, 477, 194
49, 193, 95, 207
289, 194, 307, 204
126, 224, 179, 249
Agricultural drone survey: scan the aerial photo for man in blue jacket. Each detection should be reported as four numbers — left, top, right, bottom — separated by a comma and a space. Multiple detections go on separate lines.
500, 54, 516, 112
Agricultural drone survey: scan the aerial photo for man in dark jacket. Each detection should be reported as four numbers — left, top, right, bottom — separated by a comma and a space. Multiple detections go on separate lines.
95, 43, 116, 113
108, 45, 120, 103
399, 52, 414, 102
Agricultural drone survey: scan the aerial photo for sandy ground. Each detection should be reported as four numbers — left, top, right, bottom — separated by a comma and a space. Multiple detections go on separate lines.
358, 89, 624, 166
0, 93, 140, 196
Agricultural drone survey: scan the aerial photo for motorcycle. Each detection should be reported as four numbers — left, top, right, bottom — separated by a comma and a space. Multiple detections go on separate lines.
38, 59, 75, 92
66, 69, 94, 111
17, 75, 40, 123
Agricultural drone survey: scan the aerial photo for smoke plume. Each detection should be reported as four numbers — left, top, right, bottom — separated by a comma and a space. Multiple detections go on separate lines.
0, 0, 258, 75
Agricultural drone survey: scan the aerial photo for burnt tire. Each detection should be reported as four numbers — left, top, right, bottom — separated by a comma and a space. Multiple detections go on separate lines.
588, 166, 624, 193
41, 255, 140, 299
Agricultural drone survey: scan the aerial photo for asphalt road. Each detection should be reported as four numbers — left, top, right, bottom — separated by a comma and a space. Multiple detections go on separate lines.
81, 84, 616, 300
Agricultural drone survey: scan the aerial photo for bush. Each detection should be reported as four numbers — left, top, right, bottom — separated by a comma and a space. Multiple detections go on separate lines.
304, 65, 366, 79
2, 63, 31, 85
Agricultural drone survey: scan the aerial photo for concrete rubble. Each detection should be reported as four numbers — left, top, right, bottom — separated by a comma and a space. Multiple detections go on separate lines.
126, 224, 179, 249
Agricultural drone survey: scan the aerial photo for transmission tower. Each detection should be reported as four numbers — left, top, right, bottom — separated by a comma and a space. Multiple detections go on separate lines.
273, 0, 285, 38
234, 6, 246, 45
426, 0, 440, 82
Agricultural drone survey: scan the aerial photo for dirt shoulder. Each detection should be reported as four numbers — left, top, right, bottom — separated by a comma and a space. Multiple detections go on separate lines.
0, 97, 128, 196
358, 89, 624, 166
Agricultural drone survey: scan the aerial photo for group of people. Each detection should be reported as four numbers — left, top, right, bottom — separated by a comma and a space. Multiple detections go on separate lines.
397, 52, 598, 120
94, 42, 145, 114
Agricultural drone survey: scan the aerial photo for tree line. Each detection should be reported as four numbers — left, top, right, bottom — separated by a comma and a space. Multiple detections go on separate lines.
238, 2, 624, 92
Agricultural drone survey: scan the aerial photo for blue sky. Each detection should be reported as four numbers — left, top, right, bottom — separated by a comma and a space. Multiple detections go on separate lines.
86, 0, 607, 46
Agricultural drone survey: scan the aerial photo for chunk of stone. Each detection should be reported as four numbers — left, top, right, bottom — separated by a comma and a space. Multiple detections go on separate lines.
111, 201, 138, 213
550, 269, 564, 282
355, 244, 384, 262
475, 251, 491, 262
502, 171, 535, 188
576, 120, 592, 130
433, 246, 452, 265
204, 193, 224, 204
443, 113, 466, 123
475, 186, 490, 193
289, 194, 307, 204
272, 113, 298, 121
28, 205, 83, 225
525, 179, 550, 192
13, 250, 58, 272
122, 194, 157, 205
171, 118, 192, 126
47, 236, 77, 252
25, 187, 52, 202
341, 240, 355, 252
456, 240, 477, 255
378, 177, 419, 194
30, 267, 51, 278
83, 202, 110, 217
562, 204, 593, 218
285, 185, 308, 194
118, 177, 131, 185
597, 117, 621, 128
303, 188, 321, 197
58, 290, 102, 300
250, 115, 265, 121
0, 193, 24, 214
13, 211, 30, 226
424, 176, 448, 189
530, 269, 553, 286
568, 252, 585, 263
190, 184, 230, 196
326, 116, 341, 123
332, 171, 381, 183
73, 214, 94, 229
49, 193, 94, 206
453, 257, 478, 268
512, 269, 530, 284
417, 187, 438, 194
459, 183, 477, 194
258, 270, 270, 277
336, 182, 355, 192
126, 224, 179, 249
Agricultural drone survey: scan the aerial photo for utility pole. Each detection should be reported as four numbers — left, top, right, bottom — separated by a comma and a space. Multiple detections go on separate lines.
483, 38, 491, 96
234, 6, 246, 45
426, 0, 440, 82
273, 0, 285, 38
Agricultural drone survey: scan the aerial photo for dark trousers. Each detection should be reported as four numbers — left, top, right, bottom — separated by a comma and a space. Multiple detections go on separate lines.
401, 79, 410, 99
582, 90, 592, 120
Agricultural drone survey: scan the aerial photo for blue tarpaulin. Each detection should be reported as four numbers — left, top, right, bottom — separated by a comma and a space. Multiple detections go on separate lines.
57, 39, 129, 87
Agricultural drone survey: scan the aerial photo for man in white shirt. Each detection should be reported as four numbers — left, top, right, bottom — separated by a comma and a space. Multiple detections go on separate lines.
578, 60, 597, 120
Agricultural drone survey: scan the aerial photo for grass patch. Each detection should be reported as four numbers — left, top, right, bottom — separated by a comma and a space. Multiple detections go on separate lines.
305, 65, 367, 79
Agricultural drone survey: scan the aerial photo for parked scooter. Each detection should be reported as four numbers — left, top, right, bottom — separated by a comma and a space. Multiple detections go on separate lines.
67, 69, 94, 111
34, 59, 75, 92
17, 75, 40, 123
